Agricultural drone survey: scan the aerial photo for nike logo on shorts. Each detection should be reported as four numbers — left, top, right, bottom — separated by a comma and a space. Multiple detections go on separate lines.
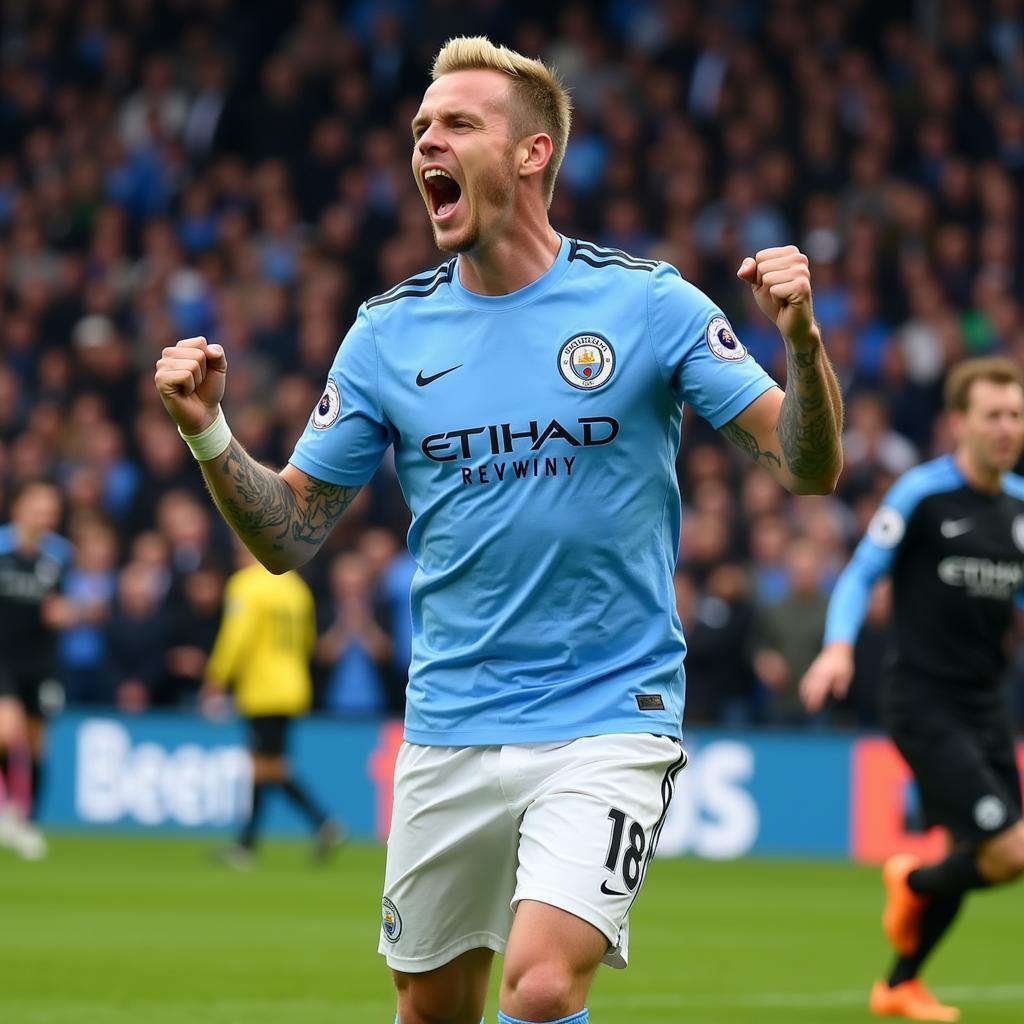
416, 364, 462, 387
600, 880, 626, 896
940, 517, 972, 538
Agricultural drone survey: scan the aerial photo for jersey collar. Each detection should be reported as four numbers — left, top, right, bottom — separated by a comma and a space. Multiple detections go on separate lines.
447, 234, 573, 311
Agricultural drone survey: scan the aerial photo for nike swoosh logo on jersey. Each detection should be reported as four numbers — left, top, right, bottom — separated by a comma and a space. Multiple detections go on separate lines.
416, 364, 462, 387
600, 880, 626, 897
940, 518, 972, 538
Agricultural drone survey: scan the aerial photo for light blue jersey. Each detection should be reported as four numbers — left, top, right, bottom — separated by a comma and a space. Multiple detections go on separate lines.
290, 237, 775, 744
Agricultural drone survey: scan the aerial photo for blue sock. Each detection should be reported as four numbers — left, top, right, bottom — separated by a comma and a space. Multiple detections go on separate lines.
498, 1012, 588, 1023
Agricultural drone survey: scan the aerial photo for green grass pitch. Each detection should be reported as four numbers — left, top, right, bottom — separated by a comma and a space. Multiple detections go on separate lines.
2, 836, 1022, 1023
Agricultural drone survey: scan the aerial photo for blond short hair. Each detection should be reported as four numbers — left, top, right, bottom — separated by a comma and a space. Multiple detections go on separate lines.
944, 356, 1024, 412
432, 36, 572, 208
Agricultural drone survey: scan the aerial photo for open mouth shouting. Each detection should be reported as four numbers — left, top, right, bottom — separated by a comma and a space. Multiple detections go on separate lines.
423, 167, 463, 222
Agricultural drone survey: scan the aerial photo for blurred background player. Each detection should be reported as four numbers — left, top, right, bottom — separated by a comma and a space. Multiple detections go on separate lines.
0, 480, 73, 860
802, 357, 1024, 1022
203, 545, 345, 867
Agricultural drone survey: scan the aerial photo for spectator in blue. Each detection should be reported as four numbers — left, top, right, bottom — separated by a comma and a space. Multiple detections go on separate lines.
317, 552, 392, 716
104, 560, 171, 713
360, 527, 414, 716
58, 517, 118, 704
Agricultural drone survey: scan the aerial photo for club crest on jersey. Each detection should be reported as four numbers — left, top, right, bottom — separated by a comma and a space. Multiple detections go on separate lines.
312, 378, 341, 430
1013, 515, 1024, 553
558, 333, 615, 390
381, 897, 402, 942
705, 316, 747, 361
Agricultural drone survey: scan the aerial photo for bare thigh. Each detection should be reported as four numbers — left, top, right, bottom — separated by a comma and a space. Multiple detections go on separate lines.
0, 696, 29, 748
978, 820, 1024, 882
500, 900, 608, 1020
393, 946, 494, 1024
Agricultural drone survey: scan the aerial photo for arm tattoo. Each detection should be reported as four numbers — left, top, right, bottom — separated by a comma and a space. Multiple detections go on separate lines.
289, 477, 361, 545
776, 346, 842, 480
719, 420, 782, 468
215, 440, 359, 552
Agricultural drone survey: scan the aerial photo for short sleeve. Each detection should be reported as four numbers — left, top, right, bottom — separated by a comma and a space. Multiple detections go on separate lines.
647, 261, 776, 428
823, 472, 924, 644
288, 306, 395, 485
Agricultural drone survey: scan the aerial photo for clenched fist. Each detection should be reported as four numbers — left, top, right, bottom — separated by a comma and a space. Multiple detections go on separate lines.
737, 245, 816, 346
154, 336, 227, 435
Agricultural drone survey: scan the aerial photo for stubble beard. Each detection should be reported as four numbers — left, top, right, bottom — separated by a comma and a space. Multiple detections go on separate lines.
972, 435, 1022, 475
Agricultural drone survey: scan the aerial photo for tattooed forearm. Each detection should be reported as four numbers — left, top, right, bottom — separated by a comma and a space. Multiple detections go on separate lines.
199, 439, 359, 568
719, 421, 782, 468
777, 345, 843, 482
218, 443, 294, 541
289, 477, 361, 545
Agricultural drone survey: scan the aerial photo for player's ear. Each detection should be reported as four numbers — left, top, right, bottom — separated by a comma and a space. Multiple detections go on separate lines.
518, 132, 553, 182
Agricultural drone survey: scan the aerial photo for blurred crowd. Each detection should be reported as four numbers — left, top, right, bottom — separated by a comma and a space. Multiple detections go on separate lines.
1, 0, 1024, 727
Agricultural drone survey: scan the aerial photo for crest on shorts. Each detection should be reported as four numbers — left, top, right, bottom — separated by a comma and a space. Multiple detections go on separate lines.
312, 378, 341, 430
974, 795, 1007, 831
705, 316, 747, 361
381, 897, 402, 942
558, 334, 615, 390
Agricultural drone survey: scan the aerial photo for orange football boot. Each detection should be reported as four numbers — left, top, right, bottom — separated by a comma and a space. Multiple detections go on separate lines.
882, 853, 927, 955
869, 979, 961, 1021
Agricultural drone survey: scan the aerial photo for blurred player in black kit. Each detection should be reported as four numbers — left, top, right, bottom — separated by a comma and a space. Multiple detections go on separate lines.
0, 480, 73, 859
802, 357, 1024, 1022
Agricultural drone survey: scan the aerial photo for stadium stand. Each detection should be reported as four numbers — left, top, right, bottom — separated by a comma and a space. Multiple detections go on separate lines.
1, 0, 1022, 727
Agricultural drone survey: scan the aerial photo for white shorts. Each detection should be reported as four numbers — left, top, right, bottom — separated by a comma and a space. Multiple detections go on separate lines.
378, 732, 687, 973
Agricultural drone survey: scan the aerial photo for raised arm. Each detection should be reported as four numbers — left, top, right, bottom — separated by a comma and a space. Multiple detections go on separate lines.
719, 246, 843, 495
154, 337, 360, 574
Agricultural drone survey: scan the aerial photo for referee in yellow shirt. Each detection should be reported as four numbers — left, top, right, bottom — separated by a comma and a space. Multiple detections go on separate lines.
204, 547, 344, 866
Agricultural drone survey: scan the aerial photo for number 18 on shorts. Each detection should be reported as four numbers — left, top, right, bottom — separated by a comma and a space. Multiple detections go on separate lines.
378, 733, 687, 973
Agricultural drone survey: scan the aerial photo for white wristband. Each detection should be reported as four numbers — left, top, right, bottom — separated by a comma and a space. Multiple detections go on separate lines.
179, 407, 232, 461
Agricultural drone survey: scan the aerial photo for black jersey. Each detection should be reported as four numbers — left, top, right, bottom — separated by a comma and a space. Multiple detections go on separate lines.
825, 455, 1024, 708
0, 524, 72, 674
